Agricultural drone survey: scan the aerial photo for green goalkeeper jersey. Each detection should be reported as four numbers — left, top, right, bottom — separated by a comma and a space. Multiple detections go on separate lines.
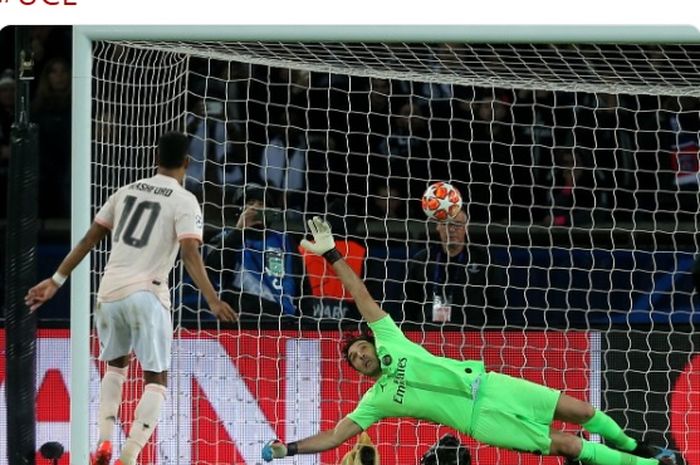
347, 315, 485, 433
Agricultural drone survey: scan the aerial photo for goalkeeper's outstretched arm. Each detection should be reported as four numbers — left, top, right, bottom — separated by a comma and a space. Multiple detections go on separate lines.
300, 216, 387, 323
262, 416, 362, 461
331, 256, 386, 323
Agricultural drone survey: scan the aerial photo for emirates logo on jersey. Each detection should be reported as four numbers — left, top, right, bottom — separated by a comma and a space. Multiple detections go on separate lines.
392, 357, 408, 404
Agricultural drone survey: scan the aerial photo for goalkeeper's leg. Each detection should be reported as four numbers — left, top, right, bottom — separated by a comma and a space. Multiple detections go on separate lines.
550, 430, 665, 465
554, 394, 638, 452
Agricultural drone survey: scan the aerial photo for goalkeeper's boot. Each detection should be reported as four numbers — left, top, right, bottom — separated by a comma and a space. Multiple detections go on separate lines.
631, 441, 677, 465
92, 441, 112, 465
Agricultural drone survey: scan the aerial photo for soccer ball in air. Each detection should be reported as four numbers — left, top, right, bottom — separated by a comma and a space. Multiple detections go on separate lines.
421, 182, 463, 221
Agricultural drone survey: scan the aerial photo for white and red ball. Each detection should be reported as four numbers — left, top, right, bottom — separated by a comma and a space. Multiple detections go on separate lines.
421, 181, 463, 221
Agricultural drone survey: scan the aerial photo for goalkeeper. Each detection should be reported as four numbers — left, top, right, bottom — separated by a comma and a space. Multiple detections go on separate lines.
262, 217, 677, 465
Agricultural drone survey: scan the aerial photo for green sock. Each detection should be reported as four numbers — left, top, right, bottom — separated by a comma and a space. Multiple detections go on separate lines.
577, 439, 658, 465
583, 410, 637, 452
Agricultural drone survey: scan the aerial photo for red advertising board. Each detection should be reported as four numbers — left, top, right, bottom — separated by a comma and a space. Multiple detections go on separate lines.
1, 329, 596, 465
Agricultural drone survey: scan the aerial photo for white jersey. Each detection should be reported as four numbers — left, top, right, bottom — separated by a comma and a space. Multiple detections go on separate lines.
94, 174, 203, 309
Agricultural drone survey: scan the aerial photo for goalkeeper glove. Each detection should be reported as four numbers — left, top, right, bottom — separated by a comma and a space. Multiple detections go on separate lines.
300, 216, 337, 256
262, 440, 288, 462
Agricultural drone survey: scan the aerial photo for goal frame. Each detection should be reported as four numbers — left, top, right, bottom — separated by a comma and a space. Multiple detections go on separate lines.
70, 25, 700, 465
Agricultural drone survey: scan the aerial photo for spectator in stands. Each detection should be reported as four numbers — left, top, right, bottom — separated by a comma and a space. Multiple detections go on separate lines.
184, 95, 232, 198
366, 182, 406, 220
659, 95, 700, 217
257, 114, 294, 206
574, 92, 636, 220
0, 69, 14, 218
374, 98, 430, 219
510, 89, 574, 223
220, 61, 251, 133
542, 149, 596, 227
31, 56, 71, 218
264, 125, 309, 212
205, 184, 302, 321
363, 182, 412, 321
28, 27, 72, 90
469, 90, 520, 223
405, 208, 507, 327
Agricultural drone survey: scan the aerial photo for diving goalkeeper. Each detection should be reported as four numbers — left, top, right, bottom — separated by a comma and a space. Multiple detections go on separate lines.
262, 217, 677, 465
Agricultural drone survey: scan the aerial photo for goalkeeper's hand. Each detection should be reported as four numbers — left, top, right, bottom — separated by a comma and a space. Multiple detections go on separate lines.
262, 440, 288, 462
300, 216, 336, 256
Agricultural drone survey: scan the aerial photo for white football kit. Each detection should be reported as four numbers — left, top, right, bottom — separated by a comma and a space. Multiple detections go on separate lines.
93, 174, 203, 371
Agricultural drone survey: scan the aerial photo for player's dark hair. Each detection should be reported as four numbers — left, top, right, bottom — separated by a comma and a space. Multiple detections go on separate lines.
157, 131, 188, 168
341, 332, 375, 368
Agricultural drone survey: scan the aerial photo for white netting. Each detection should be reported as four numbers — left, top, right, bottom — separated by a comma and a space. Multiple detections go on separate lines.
89, 40, 699, 465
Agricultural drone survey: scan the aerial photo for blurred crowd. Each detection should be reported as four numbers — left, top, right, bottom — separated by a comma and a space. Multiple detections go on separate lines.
2, 29, 699, 326
0, 26, 72, 220
3, 32, 697, 226
183, 56, 700, 232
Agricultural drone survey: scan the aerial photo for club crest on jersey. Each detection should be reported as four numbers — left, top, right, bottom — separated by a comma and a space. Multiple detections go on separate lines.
382, 355, 392, 366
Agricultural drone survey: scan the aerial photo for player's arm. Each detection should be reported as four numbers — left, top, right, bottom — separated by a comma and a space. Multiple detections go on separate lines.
25, 222, 110, 312
262, 416, 362, 461
300, 216, 387, 323
331, 258, 385, 323
180, 238, 238, 322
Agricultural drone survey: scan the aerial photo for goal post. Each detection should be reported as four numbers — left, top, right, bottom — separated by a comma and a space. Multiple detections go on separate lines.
70, 25, 700, 465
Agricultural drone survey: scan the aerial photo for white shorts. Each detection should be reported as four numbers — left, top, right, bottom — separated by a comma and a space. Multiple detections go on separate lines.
95, 291, 172, 372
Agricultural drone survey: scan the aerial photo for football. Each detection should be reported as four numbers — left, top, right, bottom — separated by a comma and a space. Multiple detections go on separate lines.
421, 182, 463, 221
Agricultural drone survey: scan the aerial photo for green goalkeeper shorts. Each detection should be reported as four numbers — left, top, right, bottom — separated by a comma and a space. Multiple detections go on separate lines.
470, 371, 561, 455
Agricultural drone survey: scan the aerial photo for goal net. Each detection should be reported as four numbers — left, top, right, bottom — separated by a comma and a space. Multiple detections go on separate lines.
85, 39, 700, 465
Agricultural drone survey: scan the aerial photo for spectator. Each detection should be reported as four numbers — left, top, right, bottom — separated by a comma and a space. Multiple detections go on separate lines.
468, 90, 519, 223
366, 182, 407, 220
28, 27, 71, 89
302, 131, 346, 215
257, 116, 292, 206
363, 181, 413, 320
510, 89, 575, 223
659, 95, 700, 217
405, 208, 507, 327
542, 149, 596, 227
269, 125, 310, 213
31, 56, 71, 218
574, 92, 636, 220
205, 184, 302, 321
374, 99, 430, 219
184, 95, 231, 199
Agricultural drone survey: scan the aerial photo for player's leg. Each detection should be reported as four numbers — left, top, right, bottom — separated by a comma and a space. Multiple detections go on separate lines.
553, 394, 677, 462
119, 371, 168, 465
549, 430, 663, 465
554, 393, 637, 452
119, 292, 172, 465
96, 357, 129, 458
94, 300, 133, 465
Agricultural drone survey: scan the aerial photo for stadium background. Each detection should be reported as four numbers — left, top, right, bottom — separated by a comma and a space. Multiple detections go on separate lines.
1, 26, 699, 465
